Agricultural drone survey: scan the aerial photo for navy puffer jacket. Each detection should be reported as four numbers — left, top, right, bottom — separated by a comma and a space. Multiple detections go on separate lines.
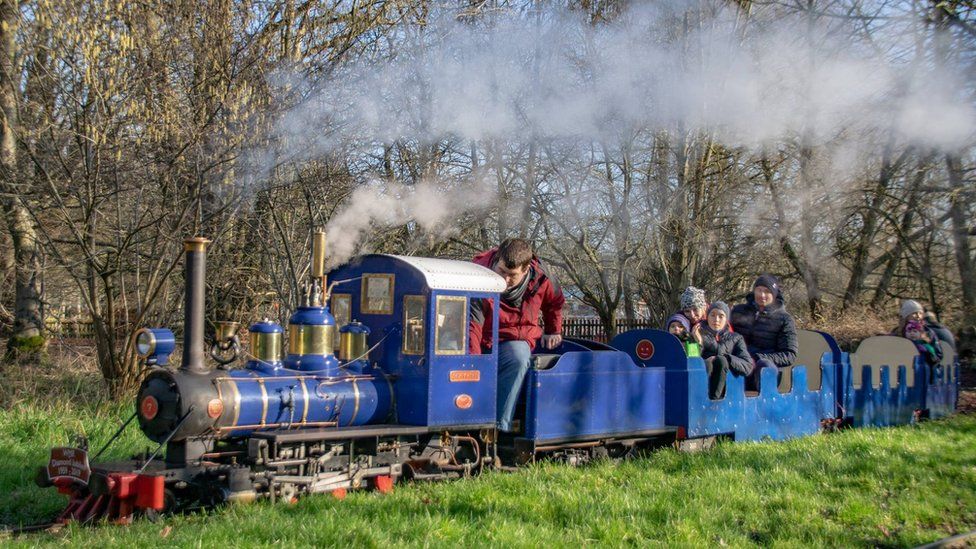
699, 324, 754, 376
729, 294, 798, 367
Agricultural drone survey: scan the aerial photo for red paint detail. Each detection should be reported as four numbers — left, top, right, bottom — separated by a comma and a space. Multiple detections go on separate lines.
374, 475, 394, 494
207, 398, 224, 419
57, 493, 107, 524
140, 395, 159, 420
454, 394, 473, 410
109, 472, 138, 499
53, 472, 144, 525
135, 474, 165, 510
53, 477, 76, 495
331, 488, 347, 500
676, 426, 687, 440
635, 339, 655, 361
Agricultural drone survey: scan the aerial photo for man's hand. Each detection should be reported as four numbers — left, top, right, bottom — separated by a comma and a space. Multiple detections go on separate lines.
541, 334, 563, 349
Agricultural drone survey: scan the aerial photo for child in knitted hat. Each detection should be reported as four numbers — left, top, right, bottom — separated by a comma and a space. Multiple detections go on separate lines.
904, 319, 943, 366
897, 299, 925, 334
665, 313, 692, 341
699, 301, 753, 399
893, 299, 957, 351
666, 312, 702, 357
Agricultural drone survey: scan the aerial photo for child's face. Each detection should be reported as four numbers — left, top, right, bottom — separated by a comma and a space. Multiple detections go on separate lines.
707, 309, 728, 331
668, 322, 686, 337
905, 328, 923, 340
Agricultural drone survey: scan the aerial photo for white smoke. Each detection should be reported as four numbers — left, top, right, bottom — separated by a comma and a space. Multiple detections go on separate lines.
273, 4, 973, 150
260, 1, 974, 258
324, 176, 494, 266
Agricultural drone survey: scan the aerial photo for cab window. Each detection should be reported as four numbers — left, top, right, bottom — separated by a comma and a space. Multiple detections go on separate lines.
435, 296, 466, 355
361, 274, 394, 315
403, 295, 426, 355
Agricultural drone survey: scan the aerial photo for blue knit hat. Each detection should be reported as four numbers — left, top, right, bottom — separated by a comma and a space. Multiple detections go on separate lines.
708, 301, 730, 317
665, 313, 691, 332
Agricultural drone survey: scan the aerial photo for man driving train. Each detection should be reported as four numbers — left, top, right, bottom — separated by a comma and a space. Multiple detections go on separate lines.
468, 238, 566, 432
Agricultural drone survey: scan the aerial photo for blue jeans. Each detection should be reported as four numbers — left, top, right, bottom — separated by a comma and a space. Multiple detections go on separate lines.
496, 340, 532, 431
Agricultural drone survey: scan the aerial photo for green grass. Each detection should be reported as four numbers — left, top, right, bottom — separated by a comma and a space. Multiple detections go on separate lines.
2, 393, 975, 547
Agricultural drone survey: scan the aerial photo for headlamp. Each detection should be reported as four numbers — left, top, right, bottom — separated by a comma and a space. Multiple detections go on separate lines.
132, 328, 176, 366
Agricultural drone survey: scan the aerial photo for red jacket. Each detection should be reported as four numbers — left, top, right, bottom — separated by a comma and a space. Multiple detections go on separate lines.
468, 248, 565, 353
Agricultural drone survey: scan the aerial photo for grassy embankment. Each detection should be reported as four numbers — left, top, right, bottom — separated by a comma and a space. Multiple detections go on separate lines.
1, 356, 975, 547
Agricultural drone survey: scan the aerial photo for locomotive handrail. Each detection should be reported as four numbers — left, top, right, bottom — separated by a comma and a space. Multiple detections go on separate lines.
137, 406, 194, 474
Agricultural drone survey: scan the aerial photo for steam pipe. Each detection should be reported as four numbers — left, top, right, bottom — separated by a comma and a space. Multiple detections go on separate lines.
311, 230, 327, 279
311, 229, 327, 303
182, 237, 211, 375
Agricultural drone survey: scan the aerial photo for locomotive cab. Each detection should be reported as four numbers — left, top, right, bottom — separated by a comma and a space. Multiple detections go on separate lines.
328, 255, 506, 429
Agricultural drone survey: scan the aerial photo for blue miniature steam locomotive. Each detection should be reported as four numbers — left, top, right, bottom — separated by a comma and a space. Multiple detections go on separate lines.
37, 233, 959, 524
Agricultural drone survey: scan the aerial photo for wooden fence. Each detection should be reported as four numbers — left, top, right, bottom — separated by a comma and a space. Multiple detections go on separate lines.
561, 317, 657, 343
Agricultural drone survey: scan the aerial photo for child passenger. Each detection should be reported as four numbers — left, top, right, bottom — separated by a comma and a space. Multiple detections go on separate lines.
666, 313, 701, 357
699, 302, 754, 400
903, 319, 943, 367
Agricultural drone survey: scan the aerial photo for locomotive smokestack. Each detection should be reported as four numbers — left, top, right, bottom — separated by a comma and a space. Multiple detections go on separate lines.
181, 237, 211, 375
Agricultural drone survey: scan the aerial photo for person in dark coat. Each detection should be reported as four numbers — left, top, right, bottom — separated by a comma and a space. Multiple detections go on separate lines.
699, 301, 753, 399
730, 274, 798, 391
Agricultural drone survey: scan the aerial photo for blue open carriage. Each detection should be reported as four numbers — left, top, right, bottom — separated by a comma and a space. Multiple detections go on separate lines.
926, 341, 959, 419
510, 336, 672, 462
842, 336, 960, 426
651, 329, 843, 442
841, 336, 930, 427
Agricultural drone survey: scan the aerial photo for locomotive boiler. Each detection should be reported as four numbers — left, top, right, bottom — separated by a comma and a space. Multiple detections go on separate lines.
134, 234, 392, 465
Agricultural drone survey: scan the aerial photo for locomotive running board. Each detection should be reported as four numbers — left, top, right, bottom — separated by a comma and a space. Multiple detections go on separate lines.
511, 427, 677, 462
249, 423, 495, 443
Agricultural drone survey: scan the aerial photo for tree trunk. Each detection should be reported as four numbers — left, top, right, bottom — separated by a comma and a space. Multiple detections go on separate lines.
946, 155, 976, 325
870, 160, 929, 308
842, 147, 907, 309
763, 153, 820, 318
795, 146, 823, 318
0, 0, 44, 356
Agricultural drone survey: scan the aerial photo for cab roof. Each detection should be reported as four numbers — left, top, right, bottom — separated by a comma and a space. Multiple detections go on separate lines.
372, 254, 506, 293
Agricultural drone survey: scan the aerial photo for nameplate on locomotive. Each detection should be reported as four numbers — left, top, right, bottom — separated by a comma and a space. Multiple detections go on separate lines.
449, 370, 480, 382
47, 447, 91, 485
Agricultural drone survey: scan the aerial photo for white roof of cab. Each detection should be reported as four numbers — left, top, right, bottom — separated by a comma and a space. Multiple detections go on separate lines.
381, 255, 506, 293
